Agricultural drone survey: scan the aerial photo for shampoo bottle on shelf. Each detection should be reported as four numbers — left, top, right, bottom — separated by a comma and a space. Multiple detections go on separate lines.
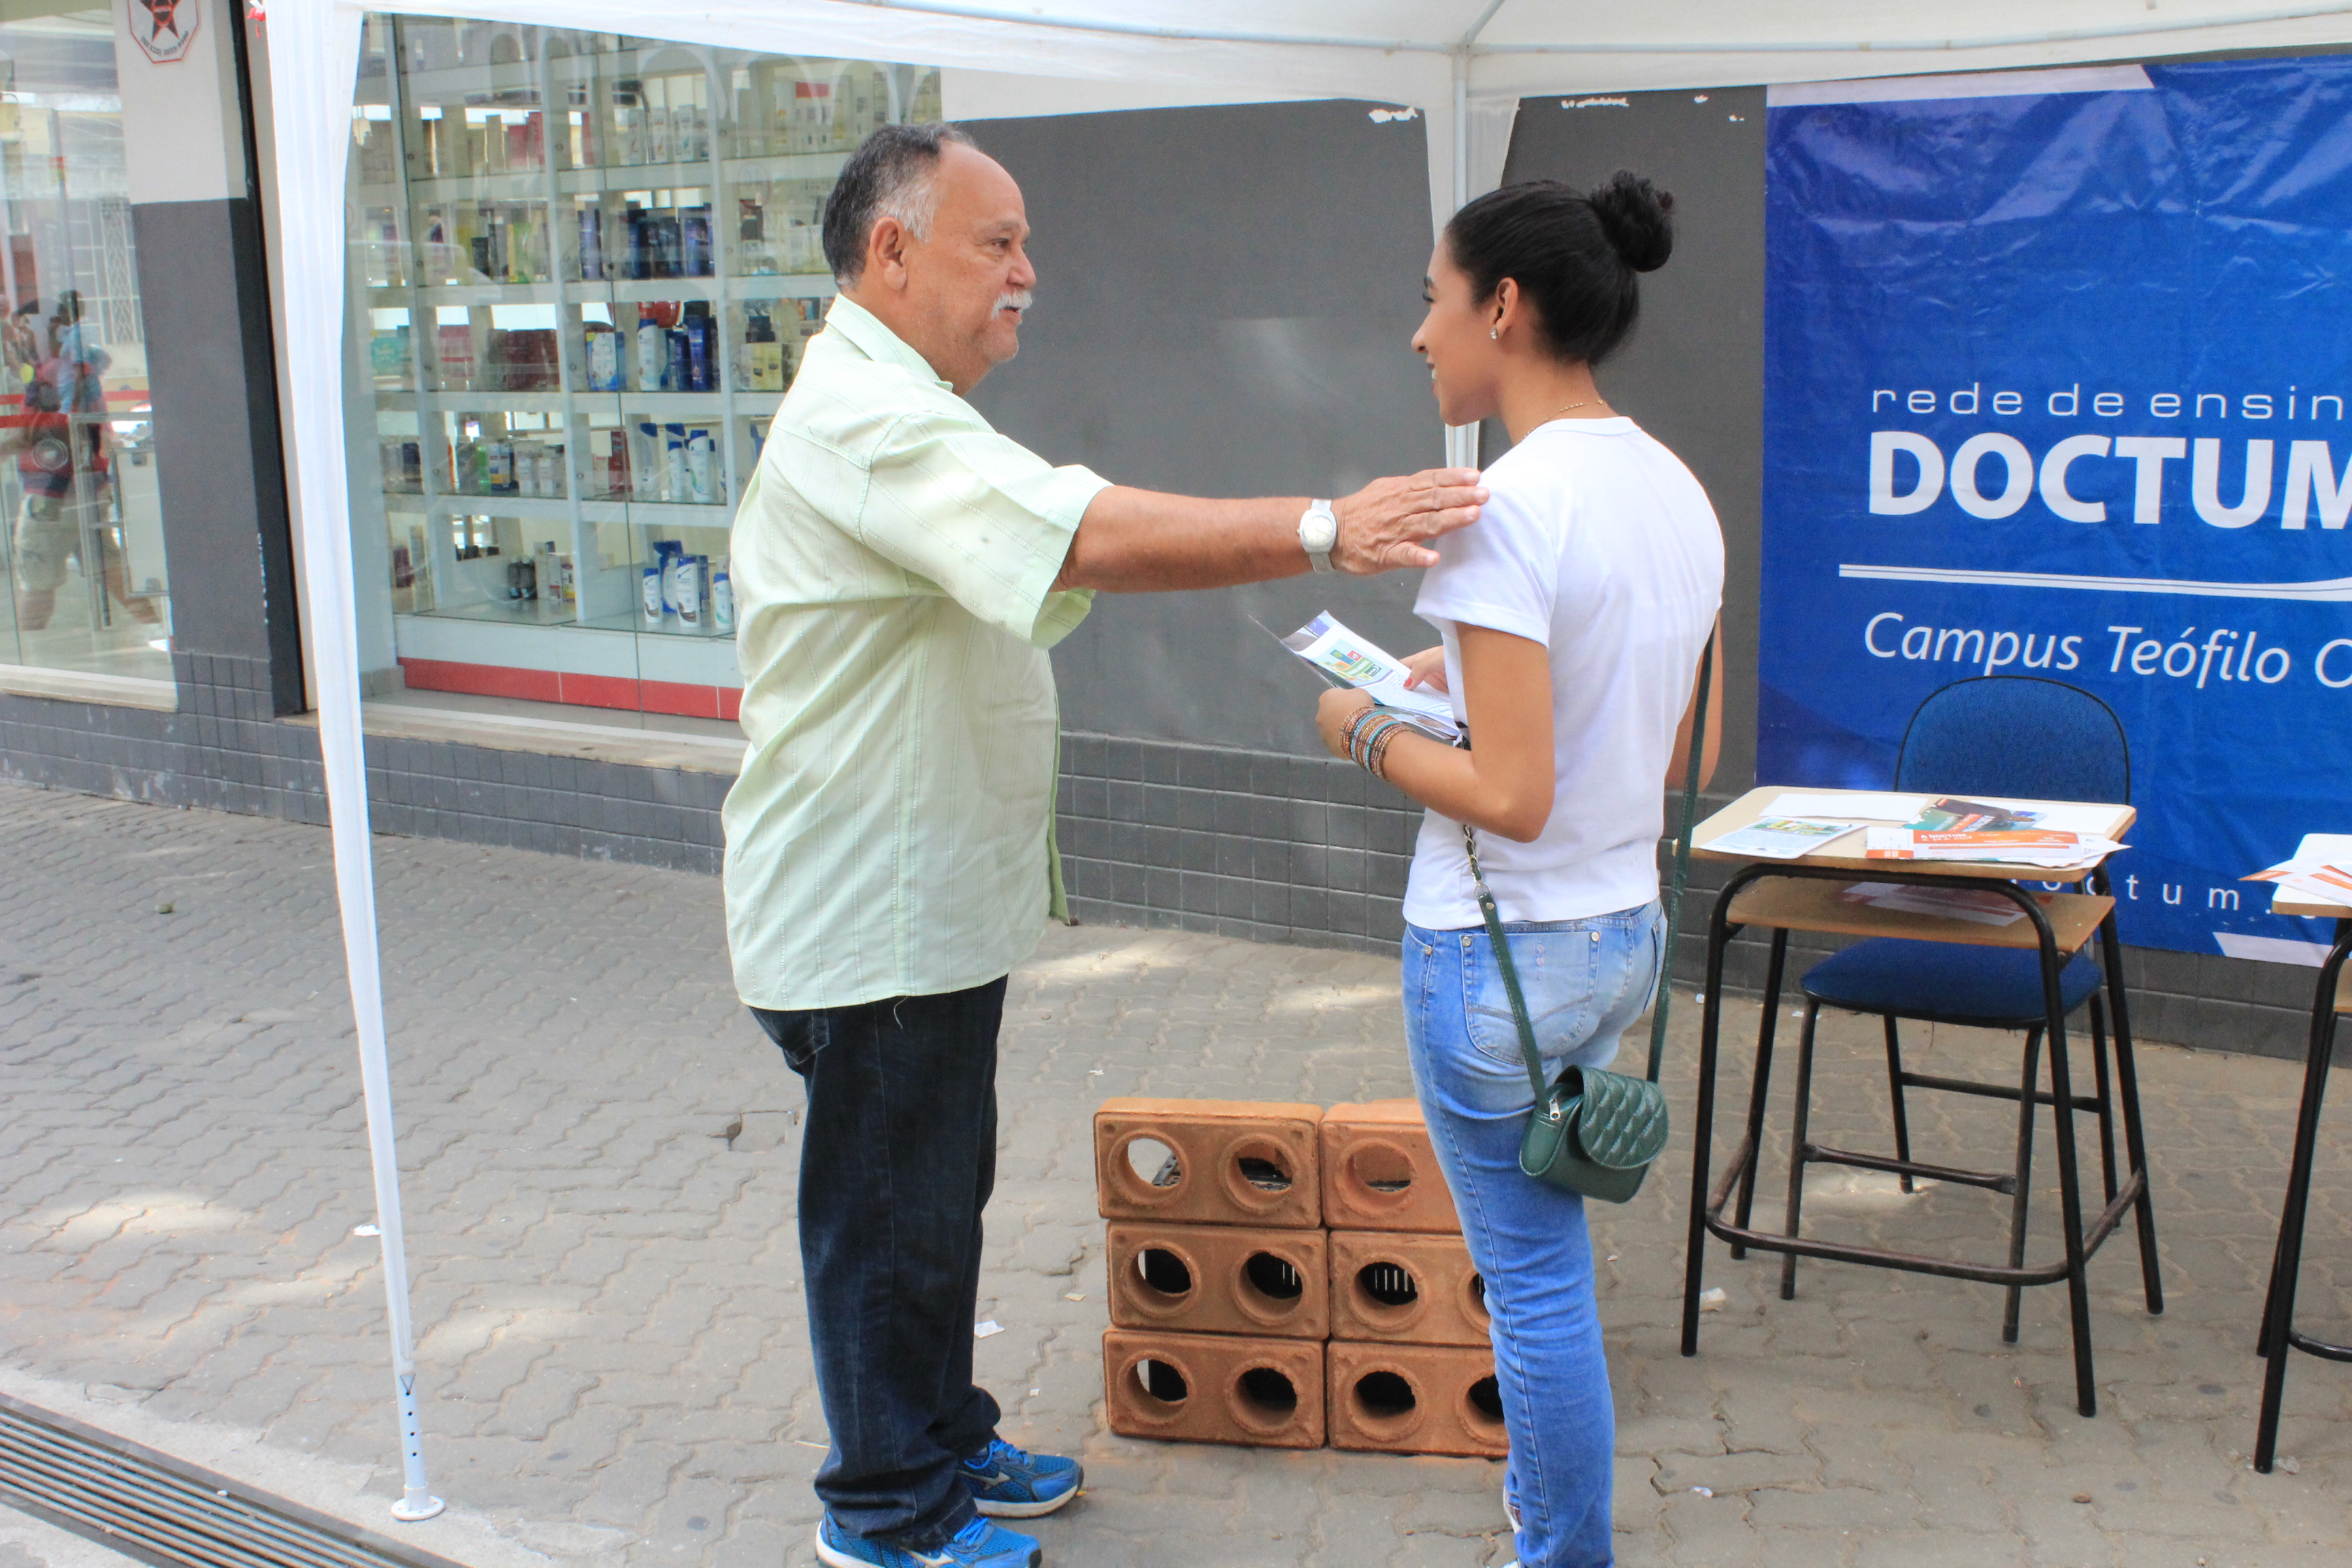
636, 309, 665, 391
686, 429, 715, 504
711, 568, 734, 633
683, 304, 711, 391
586, 322, 623, 391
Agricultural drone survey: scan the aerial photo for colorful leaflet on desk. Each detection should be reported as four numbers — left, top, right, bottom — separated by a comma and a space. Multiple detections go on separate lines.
1863, 828, 2125, 868
1699, 817, 1865, 860
1910, 796, 2040, 833
2244, 858, 2352, 905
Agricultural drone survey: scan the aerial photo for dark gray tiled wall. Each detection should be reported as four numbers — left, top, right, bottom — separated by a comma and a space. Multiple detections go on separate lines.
0, 694, 2327, 1060
0, 655, 725, 875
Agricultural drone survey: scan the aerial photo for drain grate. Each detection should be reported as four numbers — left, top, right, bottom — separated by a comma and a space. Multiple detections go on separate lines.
0, 1392, 471, 1568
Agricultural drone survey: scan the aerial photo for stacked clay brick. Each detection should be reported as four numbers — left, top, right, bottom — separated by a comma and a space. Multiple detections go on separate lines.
1094, 1098, 1506, 1458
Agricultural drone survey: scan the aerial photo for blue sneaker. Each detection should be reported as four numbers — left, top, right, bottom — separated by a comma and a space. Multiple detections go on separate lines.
815, 1514, 1039, 1568
959, 1437, 1083, 1518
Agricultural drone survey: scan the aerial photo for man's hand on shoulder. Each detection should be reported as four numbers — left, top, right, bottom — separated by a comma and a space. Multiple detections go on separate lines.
1330, 468, 1487, 574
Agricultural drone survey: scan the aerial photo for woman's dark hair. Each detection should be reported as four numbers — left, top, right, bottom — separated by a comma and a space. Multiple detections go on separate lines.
1442, 171, 1673, 365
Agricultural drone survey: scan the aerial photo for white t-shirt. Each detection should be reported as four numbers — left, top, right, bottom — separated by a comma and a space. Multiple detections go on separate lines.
1403, 416, 1725, 930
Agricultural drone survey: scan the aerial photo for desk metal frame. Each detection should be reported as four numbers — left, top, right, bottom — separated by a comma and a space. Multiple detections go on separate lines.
1678, 858, 2163, 1418
2253, 912, 2352, 1471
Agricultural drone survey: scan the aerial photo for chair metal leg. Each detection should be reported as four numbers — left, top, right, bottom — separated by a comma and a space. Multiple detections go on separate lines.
2002, 1026, 2045, 1345
2259, 1232, 2285, 1360
1683, 881, 1751, 1358
2089, 879, 2163, 1317
2087, 993, 2119, 1205
1731, 930, 1792, 1259
2255, 926, 2351, 1472
1882, 1015, 1915, 1194
1780, 1000, 1824, 1301
2038, 956, 2098, 1417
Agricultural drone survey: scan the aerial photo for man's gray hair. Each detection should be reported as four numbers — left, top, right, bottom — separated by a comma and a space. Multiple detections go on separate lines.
822, 122, 978, 285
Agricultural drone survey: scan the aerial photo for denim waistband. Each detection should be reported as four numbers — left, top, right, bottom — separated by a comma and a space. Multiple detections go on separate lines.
1407, 900, 1658, 939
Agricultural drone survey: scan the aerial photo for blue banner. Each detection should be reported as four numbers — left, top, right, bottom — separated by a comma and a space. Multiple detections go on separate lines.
1762, 58, 2352, 961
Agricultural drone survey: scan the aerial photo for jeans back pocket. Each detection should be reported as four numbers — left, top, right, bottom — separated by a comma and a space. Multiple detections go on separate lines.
1460, 929, 1601, 1071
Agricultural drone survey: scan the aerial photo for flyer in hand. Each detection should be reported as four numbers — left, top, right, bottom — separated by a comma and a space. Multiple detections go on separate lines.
1277, 612, 1460, 740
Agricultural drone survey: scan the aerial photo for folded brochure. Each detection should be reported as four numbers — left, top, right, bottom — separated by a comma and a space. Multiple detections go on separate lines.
1277, 612, 1459, 739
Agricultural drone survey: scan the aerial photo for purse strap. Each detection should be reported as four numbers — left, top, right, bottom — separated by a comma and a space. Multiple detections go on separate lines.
1459, 630, 1716, 1102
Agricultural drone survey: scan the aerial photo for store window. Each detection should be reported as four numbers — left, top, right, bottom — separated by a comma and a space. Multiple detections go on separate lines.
0, 5, 168, 680
348, 15, 938, 721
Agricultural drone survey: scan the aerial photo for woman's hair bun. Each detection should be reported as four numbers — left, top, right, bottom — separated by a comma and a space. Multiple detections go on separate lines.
1586, 170, 1674, 274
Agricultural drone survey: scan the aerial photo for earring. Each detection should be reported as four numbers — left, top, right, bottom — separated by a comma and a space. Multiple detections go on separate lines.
1489, 327, 1499, 341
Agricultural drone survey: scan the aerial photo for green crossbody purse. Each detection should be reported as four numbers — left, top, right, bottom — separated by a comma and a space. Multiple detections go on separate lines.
1463, 635, 1714, 1205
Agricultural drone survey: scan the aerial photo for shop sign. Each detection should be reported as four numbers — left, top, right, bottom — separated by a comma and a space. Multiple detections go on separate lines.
131, 0, 202, 65
1761, 57, 2352, 961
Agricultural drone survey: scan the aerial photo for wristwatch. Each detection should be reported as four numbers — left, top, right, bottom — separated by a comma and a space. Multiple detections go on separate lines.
1298, 499, 1338, 573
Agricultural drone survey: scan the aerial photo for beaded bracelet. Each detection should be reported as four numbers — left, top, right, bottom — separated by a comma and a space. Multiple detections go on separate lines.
1367, 718, 1410, 779
1353, 714, 1406, 773
1340, 704, 1384, 760
1348, 714, 1394, 769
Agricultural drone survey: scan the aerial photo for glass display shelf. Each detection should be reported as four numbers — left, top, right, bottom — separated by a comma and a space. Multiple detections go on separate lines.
346, 10, 931, 702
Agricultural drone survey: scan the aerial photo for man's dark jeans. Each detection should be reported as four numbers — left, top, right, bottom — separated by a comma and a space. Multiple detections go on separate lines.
751, 979, 1007, 1550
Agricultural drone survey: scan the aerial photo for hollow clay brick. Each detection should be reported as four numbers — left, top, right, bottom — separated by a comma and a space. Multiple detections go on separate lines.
1101, 1328, 1326, 1448
1106, 1222, 1328, 1340
1319, 1100, 1460, 1233
1094, 1098, 1322, 1228
1324, 1339, 1507, 1458
1326, 1230, 1488, 1347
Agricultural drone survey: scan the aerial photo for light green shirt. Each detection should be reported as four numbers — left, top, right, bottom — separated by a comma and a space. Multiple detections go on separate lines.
721, 296, 1111, 1011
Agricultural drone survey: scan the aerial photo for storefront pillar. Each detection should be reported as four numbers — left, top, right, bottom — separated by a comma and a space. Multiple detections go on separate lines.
116, 0, 302, 716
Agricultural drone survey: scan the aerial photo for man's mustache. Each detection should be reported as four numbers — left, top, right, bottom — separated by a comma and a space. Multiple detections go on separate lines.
994, 290, 1034, 315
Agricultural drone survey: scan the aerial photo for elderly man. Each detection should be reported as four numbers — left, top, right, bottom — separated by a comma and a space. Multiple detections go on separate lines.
724, 121, 1483, 1568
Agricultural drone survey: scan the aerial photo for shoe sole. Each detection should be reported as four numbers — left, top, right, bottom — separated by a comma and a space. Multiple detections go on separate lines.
815, 1527, 1042, 1568
973, 1485, 1079, 1519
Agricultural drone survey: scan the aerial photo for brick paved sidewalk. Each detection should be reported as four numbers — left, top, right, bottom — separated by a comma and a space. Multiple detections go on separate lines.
1, 779, 2348, 1568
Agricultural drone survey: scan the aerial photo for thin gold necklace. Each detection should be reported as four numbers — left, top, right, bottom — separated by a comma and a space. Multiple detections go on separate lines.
1548, 395, 1609, 421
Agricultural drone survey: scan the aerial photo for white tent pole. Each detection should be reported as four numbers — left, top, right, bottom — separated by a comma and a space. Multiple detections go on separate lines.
263, 0, 443, 1523
1442, 1, 1506, 471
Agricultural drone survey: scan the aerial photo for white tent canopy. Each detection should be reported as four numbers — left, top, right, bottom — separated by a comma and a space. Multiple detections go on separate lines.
260, 0, 2352, 1520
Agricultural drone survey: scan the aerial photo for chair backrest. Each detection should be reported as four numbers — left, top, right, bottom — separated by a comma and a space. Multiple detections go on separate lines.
1893, 676, 2132, 804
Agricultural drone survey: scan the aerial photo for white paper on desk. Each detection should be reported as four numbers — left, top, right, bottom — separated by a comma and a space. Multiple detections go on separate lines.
1699, 818, 1865, 860
1769, 791, 1930, 821
1277, 612, 1459, 738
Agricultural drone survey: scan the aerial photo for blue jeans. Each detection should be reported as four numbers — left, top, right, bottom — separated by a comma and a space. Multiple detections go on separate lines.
1403, 902, 1663, 1568
751, 981, 1007, 1550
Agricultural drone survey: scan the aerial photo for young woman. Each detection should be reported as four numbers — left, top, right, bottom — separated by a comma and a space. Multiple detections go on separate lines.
1313, 174, 1723, 1568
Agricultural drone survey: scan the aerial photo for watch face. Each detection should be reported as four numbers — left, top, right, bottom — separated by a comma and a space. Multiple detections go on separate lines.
1303, 506, 1338, 551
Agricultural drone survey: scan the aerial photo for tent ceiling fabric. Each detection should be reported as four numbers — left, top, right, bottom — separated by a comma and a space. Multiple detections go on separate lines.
351, 1, 2352, 103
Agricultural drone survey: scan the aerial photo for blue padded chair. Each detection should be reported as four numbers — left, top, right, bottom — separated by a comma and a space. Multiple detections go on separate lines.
1771, 676, 2145, 1340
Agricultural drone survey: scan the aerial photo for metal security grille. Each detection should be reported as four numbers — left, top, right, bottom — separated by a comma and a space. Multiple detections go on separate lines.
0, 1394, 467, 1568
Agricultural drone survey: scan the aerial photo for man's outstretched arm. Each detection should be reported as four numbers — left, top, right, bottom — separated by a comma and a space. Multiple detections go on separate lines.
1053, 468, 1487, 593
